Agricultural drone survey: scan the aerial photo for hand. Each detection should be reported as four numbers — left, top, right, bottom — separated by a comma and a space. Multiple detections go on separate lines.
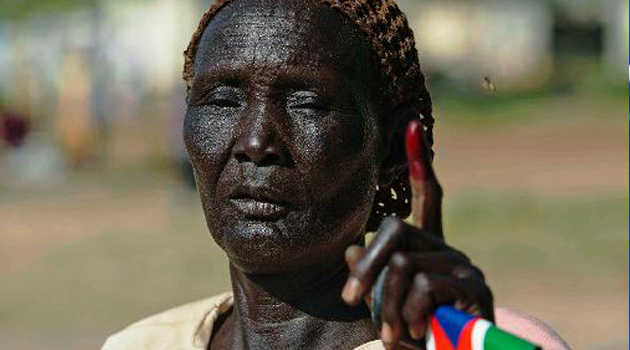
341, 121, 494, 349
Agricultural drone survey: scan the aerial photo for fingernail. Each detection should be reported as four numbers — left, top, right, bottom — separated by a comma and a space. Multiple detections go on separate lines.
341, 277, 362, 304
381, 323, 394, 344
409, 324, 426, 340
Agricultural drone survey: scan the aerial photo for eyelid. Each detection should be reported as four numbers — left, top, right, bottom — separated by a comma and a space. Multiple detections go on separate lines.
286, 91, 330, 110
195, 84, 243, 107
206, 84, 240, 96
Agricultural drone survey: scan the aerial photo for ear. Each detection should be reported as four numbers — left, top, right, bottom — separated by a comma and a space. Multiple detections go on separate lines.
378, 104, 419, 187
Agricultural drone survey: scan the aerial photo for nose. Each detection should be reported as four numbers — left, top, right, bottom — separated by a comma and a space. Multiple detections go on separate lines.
232, 110, 289, 167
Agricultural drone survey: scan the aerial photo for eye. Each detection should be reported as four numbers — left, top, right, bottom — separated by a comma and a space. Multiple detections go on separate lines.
208, 98, 241, 108
287, 91, 330, 112
292, 101, 327, 111
194, 85, 244, 108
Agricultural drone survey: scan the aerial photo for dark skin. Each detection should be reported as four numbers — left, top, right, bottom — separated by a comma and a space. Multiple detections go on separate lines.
183, 1, 493, 349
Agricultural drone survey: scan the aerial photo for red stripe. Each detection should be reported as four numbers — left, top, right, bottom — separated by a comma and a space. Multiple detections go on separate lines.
456, 318, 479, 350
431, 316, 455, 350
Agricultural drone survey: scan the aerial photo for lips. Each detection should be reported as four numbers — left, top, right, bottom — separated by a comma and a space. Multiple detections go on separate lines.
229, 186, 291, 221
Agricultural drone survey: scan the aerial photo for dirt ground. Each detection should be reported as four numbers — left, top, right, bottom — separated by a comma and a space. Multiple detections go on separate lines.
0, 95, 627, 350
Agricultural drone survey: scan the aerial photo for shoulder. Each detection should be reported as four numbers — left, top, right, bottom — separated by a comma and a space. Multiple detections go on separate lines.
101, 292, 233, 350
495, 307, 572, 350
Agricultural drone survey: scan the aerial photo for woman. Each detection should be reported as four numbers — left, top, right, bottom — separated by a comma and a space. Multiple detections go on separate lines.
103, 0, 571, 349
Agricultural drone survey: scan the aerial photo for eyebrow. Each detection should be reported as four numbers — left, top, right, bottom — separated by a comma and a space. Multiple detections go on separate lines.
193, 65, 247, 89
194, 62, 344, 94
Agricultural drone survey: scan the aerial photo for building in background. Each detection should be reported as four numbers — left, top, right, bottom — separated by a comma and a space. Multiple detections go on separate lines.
404, 0, 554, 91
602, 0, 629, 77
0, 0, 626, 185
0, 0, 202, 183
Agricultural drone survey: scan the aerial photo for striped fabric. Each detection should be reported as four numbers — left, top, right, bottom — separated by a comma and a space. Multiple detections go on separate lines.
426, 306, 540, 350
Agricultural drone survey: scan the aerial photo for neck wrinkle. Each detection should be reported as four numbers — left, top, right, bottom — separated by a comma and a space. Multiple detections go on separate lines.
227, 261, 377, 349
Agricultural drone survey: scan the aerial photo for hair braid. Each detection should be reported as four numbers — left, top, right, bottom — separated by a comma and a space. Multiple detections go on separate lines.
183, 0, 435, 232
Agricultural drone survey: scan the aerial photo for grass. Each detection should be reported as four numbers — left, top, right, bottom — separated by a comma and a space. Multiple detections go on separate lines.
0, 188, 626, 337
0, 91, 627, 349
445, 190, 628, 279
0, 186, 231, 335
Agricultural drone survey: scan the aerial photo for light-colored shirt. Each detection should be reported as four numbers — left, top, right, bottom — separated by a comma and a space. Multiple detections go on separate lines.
101, 292, 571, 350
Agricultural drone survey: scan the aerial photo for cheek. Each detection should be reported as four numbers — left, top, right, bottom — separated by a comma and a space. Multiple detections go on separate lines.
304, 115, 380, 247
329, 115, 369, 158
183, 107, 235, 187
297, 113, 378, 180
294, 114, 370, 169
289, 112, 381, 221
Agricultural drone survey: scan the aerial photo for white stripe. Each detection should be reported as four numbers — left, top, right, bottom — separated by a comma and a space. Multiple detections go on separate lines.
472, 319, 492, 350
426, 322, 436, 350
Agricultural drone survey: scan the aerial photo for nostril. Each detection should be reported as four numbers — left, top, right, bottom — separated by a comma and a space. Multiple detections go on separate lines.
257, 151, 282, 167
232, 140, 250, 163
232, 139, 285, 166
232, 125, 289, 166
234, 152, 250, 163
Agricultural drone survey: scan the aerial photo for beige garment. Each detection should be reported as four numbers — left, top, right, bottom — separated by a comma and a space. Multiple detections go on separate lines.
102, 293, 570, 350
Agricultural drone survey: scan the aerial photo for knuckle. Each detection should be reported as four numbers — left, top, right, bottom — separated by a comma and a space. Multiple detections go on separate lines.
380, 215, 399, 227
452, 265, 484, 282
380, 216, 405, 234
402, 275, 432, 323
412, 273, 431, 291
377, 216, 407, 245
389, 252, 410, 271
352, 258, 372, 279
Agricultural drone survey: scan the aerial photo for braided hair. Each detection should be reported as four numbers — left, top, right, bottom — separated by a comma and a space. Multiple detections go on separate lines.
183, 0, 434, 232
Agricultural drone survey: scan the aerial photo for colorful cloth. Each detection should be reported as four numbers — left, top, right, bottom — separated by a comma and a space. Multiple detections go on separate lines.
427, 306, 539, 350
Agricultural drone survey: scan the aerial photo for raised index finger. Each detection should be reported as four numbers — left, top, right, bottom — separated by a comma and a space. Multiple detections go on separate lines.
406, 120, 443, 238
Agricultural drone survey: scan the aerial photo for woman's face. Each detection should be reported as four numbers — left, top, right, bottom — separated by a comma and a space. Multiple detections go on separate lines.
184, 0, 390, 274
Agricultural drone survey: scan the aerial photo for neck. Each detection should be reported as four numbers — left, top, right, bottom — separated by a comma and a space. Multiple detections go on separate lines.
227, 261, 377, 350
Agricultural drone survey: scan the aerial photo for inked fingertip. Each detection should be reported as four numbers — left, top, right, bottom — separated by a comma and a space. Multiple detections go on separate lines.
405, 121, 422, 160
405, 121, 426, 182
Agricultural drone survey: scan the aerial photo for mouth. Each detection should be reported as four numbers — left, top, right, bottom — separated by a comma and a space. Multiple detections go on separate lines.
230, 188, 291, 221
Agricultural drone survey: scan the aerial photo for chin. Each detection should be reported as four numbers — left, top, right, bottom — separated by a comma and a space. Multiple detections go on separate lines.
210, 219, 299, 274
209, 217, 349, 275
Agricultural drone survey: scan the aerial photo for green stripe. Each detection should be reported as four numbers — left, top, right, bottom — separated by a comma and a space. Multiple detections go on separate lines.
484, 326, 540, 350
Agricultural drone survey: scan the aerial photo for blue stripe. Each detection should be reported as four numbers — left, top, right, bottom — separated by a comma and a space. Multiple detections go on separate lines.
435, 306, 476, 347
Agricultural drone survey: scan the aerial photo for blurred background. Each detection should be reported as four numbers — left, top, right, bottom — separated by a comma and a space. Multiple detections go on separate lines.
0, 0, 627, 349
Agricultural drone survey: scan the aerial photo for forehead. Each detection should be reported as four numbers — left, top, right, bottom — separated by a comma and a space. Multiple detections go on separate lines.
194, 0, 378, 85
